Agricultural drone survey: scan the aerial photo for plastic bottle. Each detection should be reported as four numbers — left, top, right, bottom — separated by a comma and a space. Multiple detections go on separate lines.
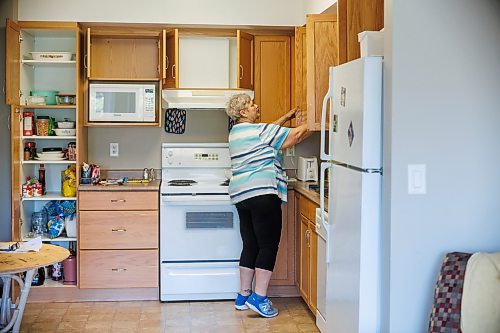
38, 164, 46, 195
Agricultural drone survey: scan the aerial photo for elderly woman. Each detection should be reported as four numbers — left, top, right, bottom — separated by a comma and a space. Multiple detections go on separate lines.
226, 93, 311, 318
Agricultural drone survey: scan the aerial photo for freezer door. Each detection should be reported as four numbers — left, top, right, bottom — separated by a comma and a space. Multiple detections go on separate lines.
326, 165, 381, 333
331, 57, 383, 169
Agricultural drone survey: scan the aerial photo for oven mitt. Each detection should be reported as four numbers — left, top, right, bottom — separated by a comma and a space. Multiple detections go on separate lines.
165, 108, 186, 134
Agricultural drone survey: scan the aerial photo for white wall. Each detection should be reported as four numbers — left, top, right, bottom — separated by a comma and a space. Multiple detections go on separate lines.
302, 0, 336, 17
382, 0, 500, 331
18, 0, 304, 26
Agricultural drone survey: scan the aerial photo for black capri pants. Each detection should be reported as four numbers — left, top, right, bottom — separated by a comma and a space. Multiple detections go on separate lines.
236, 194, 282, 272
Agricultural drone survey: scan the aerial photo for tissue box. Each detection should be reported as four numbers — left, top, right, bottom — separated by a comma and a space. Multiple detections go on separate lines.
358, 30, 384, 57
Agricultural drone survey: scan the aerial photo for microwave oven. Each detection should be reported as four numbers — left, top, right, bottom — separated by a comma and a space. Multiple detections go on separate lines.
89, 83, 156, 122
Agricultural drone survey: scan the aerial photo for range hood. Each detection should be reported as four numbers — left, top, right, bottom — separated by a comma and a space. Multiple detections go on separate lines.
162, 89, 254, 110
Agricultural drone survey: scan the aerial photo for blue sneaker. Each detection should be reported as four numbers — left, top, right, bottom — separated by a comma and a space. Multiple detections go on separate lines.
234, 293, 250, 310
245, 292, 278, 318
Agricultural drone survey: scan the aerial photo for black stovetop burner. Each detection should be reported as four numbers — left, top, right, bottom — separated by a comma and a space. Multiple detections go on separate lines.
168, 179, 198, 186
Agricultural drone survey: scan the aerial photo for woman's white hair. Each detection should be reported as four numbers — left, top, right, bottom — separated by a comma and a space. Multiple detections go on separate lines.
226, 93, 251, 121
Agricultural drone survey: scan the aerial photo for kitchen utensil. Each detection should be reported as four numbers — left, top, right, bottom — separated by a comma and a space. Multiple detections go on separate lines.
54, 128, 76, 136
55, 94, 76, 105
25, 95, 46, 105
297, 156, 319, 182
30, 90, 59, 105
57, 120, 75, 129
30, 52, 72, 61
43, 147, 63, 152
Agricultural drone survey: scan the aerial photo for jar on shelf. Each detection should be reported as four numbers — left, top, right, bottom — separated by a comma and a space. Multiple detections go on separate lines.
31, 210, 48, 235
25, 142, 36, 159
36, 116, 50, 136
67, 142, 77, 161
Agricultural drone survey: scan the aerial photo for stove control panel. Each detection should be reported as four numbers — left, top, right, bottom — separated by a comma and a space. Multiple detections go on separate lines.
195, 153, 219, 161
161, 144, 230, 168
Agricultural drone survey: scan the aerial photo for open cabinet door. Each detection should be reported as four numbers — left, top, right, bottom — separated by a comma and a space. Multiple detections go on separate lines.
11, 106, 21, 240
237, 30, 254, 90
86, 27, 91, 78
6, 19, 20, 105
163, 29, 178, 88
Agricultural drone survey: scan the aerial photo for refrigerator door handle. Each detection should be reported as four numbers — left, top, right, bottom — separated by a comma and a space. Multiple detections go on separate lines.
320, 162, 333, 263
320, 69, 334, 161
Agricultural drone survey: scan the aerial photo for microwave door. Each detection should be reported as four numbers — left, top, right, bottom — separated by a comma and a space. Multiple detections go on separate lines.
90, 85, 143, 122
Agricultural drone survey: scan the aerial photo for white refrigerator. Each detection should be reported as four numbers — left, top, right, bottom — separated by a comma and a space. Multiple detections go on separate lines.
318, 56, 383, 333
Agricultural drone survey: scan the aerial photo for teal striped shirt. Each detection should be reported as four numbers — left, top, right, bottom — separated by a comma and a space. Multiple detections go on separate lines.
228, 122, 291, 204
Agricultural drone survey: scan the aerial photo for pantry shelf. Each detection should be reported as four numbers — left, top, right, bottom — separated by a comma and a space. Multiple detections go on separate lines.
22, 160, 76, 165
21, 192, 76, 202
22, 135, 76, 140
20, 105, 76, 109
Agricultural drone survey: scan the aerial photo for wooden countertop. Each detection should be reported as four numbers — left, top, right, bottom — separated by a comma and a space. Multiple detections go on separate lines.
290, 181, 328, 211
78, 180, 161, 192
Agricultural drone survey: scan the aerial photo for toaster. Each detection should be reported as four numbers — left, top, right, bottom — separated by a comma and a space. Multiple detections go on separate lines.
297, 157, 318, 182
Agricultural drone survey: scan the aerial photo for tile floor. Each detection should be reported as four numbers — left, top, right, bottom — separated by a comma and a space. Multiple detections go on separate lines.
20, 297, 320, 333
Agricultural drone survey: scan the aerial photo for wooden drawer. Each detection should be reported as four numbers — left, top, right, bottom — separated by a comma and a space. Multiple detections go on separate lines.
299, 195, 317, 222
79, 191, 158, 211
79, 211, 158, 250
79, 250, 158, 289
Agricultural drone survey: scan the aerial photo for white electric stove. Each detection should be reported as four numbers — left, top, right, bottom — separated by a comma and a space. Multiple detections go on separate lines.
160, 143, 242, 301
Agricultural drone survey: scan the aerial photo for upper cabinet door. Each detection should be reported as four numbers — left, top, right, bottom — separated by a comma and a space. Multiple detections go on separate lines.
338, 0, 384, 63
6, 19, 20, 105
163, 29, 179, 89
254, 35, 290, 125
294, 27, 307, 127
86, 27, 91, 78
237, 30, 254, 90
306, 14, 340, 131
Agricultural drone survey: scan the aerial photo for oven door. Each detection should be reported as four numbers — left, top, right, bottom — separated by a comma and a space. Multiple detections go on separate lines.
160, 195, 242, 262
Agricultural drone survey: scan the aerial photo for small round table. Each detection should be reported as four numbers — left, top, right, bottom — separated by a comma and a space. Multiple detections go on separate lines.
0, 243, 69, 333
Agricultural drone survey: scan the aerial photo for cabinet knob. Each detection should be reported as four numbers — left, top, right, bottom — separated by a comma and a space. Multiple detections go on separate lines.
239, 65, 244, 80
110, 199, 126, 203
111, 228, 127, 232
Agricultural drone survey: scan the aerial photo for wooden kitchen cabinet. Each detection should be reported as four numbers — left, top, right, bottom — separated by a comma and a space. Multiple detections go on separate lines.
78, 189, 159, 290
300, 0, 383, 131
254, 35, 291, 125
162, 29, 253, 89
162, 29, 179, 88
86, 26, 162, 81
306, 14, 341, 131
338, 0, 384, 62
296, 192, 319, 314
270, 190, 295, 287
6, 20, 88, 299
294, 27, 307, 126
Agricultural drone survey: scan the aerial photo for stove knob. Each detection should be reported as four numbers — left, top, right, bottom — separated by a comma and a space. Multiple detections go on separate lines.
167, 150, 173, 157
167, 159, 173, 165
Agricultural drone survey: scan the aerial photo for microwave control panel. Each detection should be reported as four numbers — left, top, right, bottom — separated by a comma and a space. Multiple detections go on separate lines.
143, 87, 156, 121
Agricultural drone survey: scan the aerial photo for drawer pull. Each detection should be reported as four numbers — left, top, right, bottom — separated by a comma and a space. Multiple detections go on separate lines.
110, 199, 127, 203
111, 268, 127, 272
111, 228, 127, 232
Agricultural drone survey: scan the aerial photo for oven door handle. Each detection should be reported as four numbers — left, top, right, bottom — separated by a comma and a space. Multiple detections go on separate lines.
161, 195, 233, 205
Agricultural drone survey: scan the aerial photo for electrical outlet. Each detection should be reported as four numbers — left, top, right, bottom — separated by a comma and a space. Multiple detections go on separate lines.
110, 143, 119, 157
285, 146, 295, 157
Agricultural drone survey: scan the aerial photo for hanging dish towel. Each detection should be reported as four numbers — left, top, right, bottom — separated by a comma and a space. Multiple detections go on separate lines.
165, 108, 187, 134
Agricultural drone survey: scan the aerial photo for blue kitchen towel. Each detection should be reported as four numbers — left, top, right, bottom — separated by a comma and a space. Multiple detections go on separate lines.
165, 108, 186, 134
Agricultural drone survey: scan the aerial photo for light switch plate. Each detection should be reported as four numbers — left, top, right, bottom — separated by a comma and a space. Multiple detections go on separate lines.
110, 143, 119, 157
408, 164, 426, 194
286, 146, 295, 157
